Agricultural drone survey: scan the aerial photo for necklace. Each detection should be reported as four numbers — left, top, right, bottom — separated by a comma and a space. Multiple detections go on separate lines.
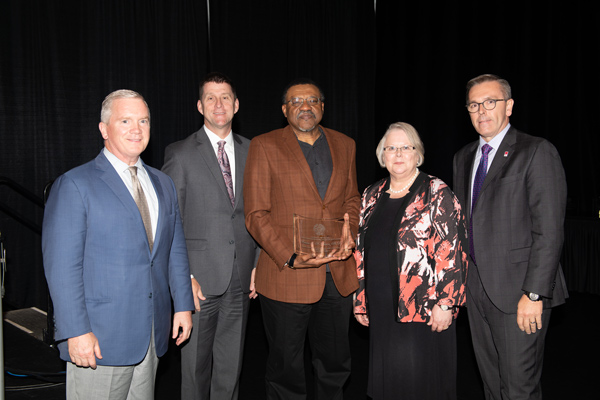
388, 168, 419, 194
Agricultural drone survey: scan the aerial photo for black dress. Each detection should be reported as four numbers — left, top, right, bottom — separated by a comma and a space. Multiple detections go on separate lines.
363, 192, 457, 400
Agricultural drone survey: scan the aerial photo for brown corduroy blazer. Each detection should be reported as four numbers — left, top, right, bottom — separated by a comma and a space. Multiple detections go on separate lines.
244, 125, 360, 304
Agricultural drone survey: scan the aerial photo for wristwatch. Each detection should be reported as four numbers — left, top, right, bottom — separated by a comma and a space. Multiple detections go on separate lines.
284, 253, 297, 269
525, 291, 541, 301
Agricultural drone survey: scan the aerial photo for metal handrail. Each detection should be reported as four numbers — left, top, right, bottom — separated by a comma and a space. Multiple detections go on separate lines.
0, 176, 45, 235
0, 176, 55, 355
0, 177, 48, 397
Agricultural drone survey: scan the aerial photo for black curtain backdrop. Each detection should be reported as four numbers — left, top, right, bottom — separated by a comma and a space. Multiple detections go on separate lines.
1, 0, 211, 308
375, 2, 600, 212
0, 0, 597, 310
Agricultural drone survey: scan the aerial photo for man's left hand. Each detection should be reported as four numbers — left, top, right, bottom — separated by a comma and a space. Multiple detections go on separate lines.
334, 213, 356, 260
249, 268, 258, 299
517, 294, 543, 334
172, 310, 193, 345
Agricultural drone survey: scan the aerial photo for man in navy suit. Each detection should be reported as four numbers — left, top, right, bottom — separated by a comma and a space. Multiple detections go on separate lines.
43, 89, 194, 399
453, 74, 567, 400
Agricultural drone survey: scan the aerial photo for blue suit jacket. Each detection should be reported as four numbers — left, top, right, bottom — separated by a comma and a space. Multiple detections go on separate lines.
42, 151, 194, 365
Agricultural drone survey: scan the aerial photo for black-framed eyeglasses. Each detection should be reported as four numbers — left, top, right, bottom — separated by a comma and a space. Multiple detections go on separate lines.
466, 99, 507, 113
287, 96, 322, 107
383, 145, 416, 154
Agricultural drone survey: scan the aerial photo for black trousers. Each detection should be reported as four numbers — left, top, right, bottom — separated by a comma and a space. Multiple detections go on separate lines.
260, 272, 353, 400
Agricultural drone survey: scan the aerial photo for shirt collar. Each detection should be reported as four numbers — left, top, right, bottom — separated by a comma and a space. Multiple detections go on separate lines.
203, 125, 233, 148
103, 147, 144, 173
479, 123, 511, 151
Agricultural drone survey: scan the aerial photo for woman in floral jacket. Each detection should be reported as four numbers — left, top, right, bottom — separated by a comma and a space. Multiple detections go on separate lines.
353, 122, 468, 400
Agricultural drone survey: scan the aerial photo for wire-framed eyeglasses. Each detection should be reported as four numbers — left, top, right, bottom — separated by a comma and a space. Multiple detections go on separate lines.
383, 145, 416, 154
287, 96, 322, 107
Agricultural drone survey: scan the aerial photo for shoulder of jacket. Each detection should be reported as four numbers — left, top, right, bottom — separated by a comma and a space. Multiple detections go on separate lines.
322, 126, 354, 142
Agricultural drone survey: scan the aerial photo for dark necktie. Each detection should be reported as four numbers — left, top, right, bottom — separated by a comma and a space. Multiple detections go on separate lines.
128, 166, 153, 252
469, 144, 492, 263
217, 140, 235, 207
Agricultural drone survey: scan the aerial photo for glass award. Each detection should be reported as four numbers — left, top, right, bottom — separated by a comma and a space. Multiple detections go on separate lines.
293, 214, 345, 255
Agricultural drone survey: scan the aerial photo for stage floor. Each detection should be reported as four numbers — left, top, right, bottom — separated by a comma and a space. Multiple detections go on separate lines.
3, 292, 596, 399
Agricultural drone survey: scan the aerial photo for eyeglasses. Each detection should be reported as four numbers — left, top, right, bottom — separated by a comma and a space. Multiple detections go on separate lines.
383, 145, 416, 154
466, 99, 506, 113
287, 96, 322, 107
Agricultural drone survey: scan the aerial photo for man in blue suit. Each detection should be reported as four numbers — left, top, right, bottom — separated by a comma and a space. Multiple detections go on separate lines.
42, 89, 194, 399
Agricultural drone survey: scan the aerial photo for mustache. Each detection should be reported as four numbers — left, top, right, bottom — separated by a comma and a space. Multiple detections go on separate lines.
298, 110, 316, 118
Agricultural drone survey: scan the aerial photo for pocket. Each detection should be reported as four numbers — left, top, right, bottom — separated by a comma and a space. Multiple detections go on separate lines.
509, 246, 530, 263
497, 173, 523, 186
85, 297, 111, 303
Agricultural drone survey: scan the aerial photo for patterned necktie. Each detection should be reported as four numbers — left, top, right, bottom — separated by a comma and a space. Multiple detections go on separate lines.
128, 166, 153, 252
217, 140, 235, 207
469, 144, 492, 263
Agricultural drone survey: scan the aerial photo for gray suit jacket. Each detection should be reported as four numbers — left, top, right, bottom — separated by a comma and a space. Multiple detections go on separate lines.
453, 127, 568, 313
162, 128, 258, 296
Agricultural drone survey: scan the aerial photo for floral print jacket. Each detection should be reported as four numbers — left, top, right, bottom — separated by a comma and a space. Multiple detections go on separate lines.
353, 173, 468, 323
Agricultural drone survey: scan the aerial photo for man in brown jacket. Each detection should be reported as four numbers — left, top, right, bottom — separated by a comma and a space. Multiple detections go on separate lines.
244, 78, 360, 400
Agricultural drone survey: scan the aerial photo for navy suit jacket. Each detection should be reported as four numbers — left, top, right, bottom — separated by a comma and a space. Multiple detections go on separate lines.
42, 151, 194, 365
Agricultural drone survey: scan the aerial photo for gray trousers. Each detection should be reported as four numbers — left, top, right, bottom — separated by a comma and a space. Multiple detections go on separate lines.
467, 275, 551, 400
66, 328, 158, 400
180, 267, 250, 400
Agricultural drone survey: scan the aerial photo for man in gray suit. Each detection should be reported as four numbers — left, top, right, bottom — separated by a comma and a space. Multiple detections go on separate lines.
162, 72, 258, 400
453, 74, 568, 400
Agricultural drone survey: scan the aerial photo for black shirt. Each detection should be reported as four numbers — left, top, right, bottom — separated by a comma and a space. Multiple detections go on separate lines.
297, 127, 332, 200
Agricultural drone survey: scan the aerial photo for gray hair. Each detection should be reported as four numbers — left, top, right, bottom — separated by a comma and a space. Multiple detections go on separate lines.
375, 122, 425, 168
466, 74, 512, 103
100, 89, 150, 124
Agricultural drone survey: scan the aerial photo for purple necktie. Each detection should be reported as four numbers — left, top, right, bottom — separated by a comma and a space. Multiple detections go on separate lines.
217, 140, 235, 207
469, 144, 492, 264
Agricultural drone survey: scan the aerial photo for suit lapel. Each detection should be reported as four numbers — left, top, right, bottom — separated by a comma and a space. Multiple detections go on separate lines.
96, 152, 140, 217
464, 143, 478, 216
145, 165, 164, 254
195, 128, 234, 207
481, 128, 517, 193
233, 133, 246, 210
96, 152, 153, 254
322, 127, 341, 203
